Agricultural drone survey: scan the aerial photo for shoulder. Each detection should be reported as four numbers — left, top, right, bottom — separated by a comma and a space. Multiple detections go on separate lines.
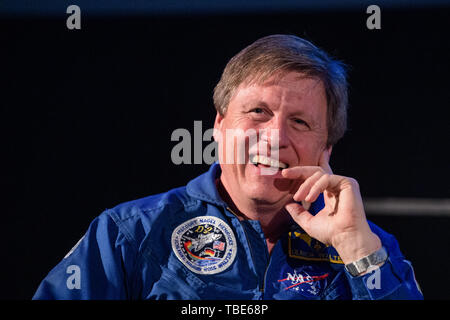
110, 186, 198, 220
99, 186, 202, 247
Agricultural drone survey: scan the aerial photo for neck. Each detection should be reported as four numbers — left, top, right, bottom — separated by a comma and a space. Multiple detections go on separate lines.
216, 177, 292, 245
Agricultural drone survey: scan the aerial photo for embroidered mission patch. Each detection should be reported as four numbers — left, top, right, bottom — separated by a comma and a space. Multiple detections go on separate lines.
171, 216, 237, 275
288, 231, 344, 264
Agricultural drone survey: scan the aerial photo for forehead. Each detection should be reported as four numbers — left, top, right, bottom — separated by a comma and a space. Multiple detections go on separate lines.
232, 71, 327, 113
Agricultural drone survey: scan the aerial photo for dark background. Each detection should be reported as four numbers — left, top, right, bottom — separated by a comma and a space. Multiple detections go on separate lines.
1, 3, 449, 299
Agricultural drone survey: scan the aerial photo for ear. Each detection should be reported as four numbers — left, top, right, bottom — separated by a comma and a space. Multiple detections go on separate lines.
326, 145, 333, 158
213, 112, 224, 141
319, 145, 333, 174
320, 144, 333, 162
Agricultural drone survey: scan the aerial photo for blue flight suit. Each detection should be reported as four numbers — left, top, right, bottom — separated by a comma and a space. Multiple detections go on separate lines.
33, 163, 423, 300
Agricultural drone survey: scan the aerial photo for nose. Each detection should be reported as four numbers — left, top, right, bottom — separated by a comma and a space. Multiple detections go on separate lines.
258, 117, 290, 159
260, 117, 290, 150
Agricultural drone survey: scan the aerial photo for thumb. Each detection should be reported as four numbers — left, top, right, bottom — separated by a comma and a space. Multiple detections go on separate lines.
285, 202, 314, 232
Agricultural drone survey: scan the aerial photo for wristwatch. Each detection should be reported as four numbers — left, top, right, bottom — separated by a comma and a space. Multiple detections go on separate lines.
344, 246, 388, 277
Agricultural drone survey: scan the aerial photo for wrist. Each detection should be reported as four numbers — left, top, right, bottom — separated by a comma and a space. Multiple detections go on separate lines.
332, 230, 382, 265
344, 246, 388, 277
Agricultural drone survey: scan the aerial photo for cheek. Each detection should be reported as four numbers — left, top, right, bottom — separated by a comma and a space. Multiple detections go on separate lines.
217, 132, 253, 166
292, 137, 325, 166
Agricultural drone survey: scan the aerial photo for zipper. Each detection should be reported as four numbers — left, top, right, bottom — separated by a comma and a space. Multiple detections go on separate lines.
260, 247, 273, 297
226, 207, 259, 290
226, 206, 272, 299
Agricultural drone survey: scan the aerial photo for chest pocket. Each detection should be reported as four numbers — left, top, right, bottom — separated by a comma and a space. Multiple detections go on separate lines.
264, 230, 351, 300
266, 261, 350, 300
146, 254, 257, 300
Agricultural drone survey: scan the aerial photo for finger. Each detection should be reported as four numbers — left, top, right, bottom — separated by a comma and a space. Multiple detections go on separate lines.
301, 200, 311, 211
308, 174, 347, 202
305, 173, 331, 202
281, 166, 323, 180
285, 202, 314, 233
293, 171, 323, 202
319, 148, 333, 174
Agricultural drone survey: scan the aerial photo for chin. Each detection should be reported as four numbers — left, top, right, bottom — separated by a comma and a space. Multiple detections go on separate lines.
245, 183, 289, 205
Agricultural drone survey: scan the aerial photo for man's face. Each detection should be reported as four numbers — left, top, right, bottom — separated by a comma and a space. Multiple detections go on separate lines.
214, 71, 329, 206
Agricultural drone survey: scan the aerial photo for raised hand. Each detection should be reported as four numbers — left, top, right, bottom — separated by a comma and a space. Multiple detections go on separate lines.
282, 150, 381, 264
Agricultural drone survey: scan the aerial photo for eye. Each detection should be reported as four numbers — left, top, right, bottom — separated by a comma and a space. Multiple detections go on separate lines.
293, 118, 310, 128
251, 108, 264, 114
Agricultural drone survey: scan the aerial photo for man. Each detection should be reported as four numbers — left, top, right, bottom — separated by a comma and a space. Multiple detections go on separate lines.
33, 35, 423, 299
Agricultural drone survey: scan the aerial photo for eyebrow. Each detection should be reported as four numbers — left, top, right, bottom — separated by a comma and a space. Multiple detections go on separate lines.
289, 110, 309, 118
242, 99, 317, 122
243, 100, 312, 118
242, 100, 270, 110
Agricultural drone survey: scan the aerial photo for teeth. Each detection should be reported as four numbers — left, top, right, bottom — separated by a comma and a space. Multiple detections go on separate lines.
251, 155, 288, 169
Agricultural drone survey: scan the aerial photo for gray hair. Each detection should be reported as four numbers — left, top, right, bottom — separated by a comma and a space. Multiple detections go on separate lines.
213, 34, 348, 146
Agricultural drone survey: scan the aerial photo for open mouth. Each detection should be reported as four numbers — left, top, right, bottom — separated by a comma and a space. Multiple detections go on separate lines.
250, 154, 289, 170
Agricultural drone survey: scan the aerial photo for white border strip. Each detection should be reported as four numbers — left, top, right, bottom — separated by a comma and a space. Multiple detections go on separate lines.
363, 198, 450, 217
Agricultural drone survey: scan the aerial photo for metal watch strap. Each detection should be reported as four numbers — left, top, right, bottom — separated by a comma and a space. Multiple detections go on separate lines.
344, 246, 388, 277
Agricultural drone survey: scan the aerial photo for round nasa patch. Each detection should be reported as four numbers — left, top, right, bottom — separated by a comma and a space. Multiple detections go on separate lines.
171, 216, 237, 275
